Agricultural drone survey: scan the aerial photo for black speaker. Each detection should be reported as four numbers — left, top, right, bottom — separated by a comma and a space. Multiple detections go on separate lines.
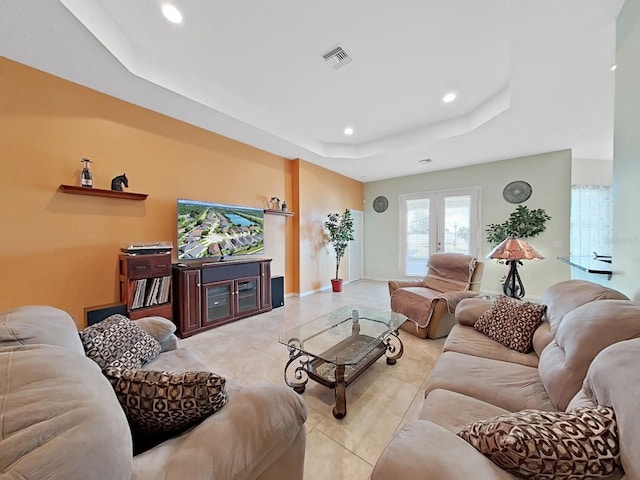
271, 276, 284, 308
84, 302, 127, 326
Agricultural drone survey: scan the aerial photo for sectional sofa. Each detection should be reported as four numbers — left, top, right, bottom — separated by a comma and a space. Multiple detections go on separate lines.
372, 280, 640, 479
0, 306, 308, 480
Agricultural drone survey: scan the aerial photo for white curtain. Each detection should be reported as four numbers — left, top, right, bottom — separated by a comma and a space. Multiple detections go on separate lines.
570, 184, 612, 257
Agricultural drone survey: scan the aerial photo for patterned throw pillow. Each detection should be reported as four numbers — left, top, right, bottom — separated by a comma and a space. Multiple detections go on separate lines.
79, 314, 161, 369
457, 406, 620, 479
104, 368, 228, 434
474, 295, 546, 353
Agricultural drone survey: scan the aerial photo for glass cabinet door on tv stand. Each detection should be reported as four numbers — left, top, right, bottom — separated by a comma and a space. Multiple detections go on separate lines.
202, 280, 234, 326
236, 277, 260, 315
202, 276, 260, 326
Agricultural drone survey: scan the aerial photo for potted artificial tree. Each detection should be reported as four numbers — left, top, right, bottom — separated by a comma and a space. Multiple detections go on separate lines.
324, 208, 355, 292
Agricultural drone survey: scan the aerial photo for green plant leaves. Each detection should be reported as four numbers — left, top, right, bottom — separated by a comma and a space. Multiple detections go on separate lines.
486, 205, 551, 246
324, 209, 355, 279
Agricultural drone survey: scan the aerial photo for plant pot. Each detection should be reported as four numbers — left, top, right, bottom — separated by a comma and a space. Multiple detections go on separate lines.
331, 279, 343, 292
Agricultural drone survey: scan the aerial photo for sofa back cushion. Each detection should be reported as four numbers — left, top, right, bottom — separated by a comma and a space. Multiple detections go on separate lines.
0, 305, 85, 355
540, 280, 628, 335
423, 253, 478, 292
538, 299, 640, 410
567, 338, 640, 479
0, 345, 132, 479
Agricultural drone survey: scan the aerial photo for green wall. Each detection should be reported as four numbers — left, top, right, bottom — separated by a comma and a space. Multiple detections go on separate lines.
364, 150, 572, 300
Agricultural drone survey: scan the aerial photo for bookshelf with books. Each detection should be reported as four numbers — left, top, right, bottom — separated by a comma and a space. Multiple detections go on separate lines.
119, 253, 172, 320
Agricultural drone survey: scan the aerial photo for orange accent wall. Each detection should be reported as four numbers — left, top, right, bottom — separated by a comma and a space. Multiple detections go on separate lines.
294, 159, 364, 294
0, 57, 362, 326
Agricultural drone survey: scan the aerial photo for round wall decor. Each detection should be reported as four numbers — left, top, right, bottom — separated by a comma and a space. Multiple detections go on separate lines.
503, 181, 532, 204
373, 195, 389, 213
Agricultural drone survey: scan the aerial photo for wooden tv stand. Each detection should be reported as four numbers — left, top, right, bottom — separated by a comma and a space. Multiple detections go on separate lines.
172, 258, 272, 338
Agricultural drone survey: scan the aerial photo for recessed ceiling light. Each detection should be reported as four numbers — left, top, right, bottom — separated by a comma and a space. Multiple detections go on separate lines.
609, 64, 618, 72
344, 127, 354, 136
162, 4, 183, 24
442, 92, 456, 103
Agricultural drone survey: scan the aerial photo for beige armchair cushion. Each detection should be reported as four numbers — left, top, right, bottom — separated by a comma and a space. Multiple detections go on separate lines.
422, 253, 478, 292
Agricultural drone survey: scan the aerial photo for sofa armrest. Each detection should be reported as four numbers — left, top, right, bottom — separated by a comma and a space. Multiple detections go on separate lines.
134, 316, 177, 343
454, 297, 494, 327
371, 420, 514, 480
132, 384, 307, 480
388, 279, 424, 295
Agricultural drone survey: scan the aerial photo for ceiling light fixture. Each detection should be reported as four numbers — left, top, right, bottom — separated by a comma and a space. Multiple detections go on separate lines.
442, 92, 456, 103
609, 64, 618, 72
162, 4, 183, 24
344, 127, 354, 136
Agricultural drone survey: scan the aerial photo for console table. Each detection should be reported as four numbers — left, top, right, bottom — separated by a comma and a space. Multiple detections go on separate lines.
172, 258, 272, 337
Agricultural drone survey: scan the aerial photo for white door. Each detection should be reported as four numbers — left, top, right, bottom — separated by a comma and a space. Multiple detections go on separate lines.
400, 188, 480, 277
348, 210, 364, 281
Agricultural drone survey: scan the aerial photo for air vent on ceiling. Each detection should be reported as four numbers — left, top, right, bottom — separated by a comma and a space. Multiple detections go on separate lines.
322, 46, 352, 70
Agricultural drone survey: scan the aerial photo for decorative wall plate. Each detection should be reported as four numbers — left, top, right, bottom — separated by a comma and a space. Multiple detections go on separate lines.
373, 195, 389, 213
503, 181, 532, 204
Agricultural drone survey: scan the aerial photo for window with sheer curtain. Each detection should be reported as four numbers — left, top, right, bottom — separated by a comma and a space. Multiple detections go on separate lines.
570, 184, 612, 257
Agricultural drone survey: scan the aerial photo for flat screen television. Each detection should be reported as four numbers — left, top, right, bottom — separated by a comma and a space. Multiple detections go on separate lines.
177, 199, 264, 260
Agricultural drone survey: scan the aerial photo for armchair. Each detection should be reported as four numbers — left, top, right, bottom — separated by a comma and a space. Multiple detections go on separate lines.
388, 253, 483, 339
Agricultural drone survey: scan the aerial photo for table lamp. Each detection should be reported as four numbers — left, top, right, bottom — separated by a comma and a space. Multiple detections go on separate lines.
487, 237, 544, 299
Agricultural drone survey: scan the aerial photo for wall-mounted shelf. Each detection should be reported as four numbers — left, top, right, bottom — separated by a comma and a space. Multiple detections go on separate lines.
264, 209, 294, 217
557, 256, 612, 280
59, 184, 148, 201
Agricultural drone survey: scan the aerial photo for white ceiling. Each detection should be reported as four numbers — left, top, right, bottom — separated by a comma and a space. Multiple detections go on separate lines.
0, 0, 625, 182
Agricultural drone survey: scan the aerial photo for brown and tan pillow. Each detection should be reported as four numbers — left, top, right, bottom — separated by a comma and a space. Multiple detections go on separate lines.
80, 314, 161, 369
474, 295, 546, 353
457, 406, 620, 479
104, 368, 228, 434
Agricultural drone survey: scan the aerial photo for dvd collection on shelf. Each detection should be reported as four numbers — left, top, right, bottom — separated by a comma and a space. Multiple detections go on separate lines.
131, 275, 171, 309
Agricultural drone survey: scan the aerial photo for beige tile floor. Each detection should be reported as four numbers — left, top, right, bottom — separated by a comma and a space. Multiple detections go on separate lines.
181, 279, 445, 480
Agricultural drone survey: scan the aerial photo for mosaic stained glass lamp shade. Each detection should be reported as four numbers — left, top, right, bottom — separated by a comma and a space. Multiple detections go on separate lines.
488, 237, 544, 299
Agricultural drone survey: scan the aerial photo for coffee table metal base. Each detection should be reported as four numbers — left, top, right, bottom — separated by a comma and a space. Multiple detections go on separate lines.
284, 332, 403, 418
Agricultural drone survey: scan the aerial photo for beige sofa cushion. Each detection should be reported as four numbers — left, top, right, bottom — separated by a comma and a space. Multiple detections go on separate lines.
0, 305, 85, 354
420, 389, 511, 433
540, 280, 629, 334
538, 299, 640, 410
0, 345, 132, 480
371, 420, 517, 480
568, 338, 640, 479
443, 324, 539, 367
131, 384, 308, 480
425, 351, 556, 412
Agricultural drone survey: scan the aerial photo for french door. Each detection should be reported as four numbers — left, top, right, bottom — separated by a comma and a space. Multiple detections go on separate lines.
400, 187, 480, 276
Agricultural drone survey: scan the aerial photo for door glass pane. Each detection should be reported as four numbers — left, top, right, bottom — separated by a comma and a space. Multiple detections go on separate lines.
405, 198, 430, 276
443, 196, 471, 254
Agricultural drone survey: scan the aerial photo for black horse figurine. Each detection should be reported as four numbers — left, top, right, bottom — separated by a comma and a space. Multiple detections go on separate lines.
110, 173, 128, 191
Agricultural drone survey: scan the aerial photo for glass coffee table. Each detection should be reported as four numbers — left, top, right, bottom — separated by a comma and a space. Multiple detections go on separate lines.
278, 305, 406, 418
